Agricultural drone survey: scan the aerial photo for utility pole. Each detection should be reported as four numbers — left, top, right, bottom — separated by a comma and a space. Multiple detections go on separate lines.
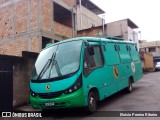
102, 14, 105, 37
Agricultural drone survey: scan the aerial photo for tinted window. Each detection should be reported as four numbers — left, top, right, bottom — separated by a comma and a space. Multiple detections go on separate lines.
84, 46, 104, 76
85, 46, 103, 68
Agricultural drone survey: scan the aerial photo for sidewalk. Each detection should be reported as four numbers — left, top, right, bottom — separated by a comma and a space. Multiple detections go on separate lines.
15, 104, 42, 112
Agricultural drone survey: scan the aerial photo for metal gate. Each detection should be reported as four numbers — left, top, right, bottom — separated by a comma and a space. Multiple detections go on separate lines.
0, 60, 13, 112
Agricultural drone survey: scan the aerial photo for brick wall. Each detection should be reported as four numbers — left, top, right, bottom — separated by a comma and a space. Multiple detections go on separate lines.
41, 0, 52, 32
0, 0, 40, 36
31, 35, 40, 53
14, 0, 27, 34
0, 0, 77, 56
77, 5, 102, 30
0, 0, 41, 56
78, 27, 103, 37
0, 38, 28, 56
0, 1, 12, 39
0, 35, 40, 56
30, 0, 39, 31
54, 21, 72, 38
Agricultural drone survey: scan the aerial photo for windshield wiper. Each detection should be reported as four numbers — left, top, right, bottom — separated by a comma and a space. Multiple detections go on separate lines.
37, 53, 56, 80
50, 59, 62, 77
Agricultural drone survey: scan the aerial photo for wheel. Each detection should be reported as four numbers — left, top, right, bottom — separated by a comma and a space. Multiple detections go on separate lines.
126, 79, 133, 93
86, 91, 97, 113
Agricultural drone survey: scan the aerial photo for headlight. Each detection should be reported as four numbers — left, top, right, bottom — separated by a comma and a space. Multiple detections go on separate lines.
30, 89, 37, 97
64, 74, 82, 94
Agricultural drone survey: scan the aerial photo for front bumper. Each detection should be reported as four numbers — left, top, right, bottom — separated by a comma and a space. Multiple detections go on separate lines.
30, 88, 86, 109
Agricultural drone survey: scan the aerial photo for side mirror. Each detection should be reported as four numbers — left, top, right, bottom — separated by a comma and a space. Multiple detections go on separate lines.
84, 41, 95, 55
84, 61, 88, 69
87, 46, 95, 56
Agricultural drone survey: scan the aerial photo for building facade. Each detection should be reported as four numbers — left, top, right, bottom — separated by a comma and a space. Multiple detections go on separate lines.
140, 40, 160, 63
78, 18, 140, 49
77, 0, 104, 30
0, 0, 103, 56
106, 19, 139, 47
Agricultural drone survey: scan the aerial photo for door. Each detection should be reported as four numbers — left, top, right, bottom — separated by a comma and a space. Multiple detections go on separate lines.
0, 60, 13, 112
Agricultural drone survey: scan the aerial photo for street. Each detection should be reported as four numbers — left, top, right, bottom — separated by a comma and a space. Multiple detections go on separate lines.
1, 71, 160, 120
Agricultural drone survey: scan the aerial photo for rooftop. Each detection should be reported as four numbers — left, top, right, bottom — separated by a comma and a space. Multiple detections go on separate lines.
108, 18, 139, 29
78, 0, 105, 15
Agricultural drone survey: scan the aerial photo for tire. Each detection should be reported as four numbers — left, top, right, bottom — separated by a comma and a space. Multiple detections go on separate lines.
126, 79, 133, 93
86, 91, 97, 113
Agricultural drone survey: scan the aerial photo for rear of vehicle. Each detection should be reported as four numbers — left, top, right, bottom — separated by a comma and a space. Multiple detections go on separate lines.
155, 62, 160, 71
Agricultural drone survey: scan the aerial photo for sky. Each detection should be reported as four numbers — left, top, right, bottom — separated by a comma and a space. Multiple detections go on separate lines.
91, 0, 160, 41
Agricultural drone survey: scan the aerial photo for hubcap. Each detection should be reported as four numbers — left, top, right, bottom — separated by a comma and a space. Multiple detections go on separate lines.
129, 83, 132, 91
89, 96, 96, 110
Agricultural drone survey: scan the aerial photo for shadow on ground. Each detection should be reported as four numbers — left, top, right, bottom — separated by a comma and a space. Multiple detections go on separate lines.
14, 87, 141, 118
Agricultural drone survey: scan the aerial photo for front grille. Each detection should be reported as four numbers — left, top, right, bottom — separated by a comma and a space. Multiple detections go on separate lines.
38, 91, 64, 99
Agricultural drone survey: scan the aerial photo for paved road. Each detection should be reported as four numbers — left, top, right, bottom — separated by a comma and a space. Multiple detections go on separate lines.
1, 71, 160, 120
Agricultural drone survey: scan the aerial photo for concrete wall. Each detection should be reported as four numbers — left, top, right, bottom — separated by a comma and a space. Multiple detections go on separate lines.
13, 59, 27, 107
106, 20, 128, 39
140, 41, 160, 57
13, 52, 38, 107
140, 41, 160, 48
0, 52, 38, 108
106, 20, 139, 49
150, 47, 160, 57
77, 5, 102, 30
127, 26, 139, 49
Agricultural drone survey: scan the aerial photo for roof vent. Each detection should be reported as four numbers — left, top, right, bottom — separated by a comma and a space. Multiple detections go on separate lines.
105, 36, 124, 41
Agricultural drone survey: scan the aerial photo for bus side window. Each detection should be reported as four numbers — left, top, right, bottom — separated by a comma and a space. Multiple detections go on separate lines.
84, 47, 96, 68
93, 46, 104, 67
84, 46, 104, 76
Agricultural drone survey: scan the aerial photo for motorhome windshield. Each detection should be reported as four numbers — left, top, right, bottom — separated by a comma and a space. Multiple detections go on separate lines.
31, 40, 82, 80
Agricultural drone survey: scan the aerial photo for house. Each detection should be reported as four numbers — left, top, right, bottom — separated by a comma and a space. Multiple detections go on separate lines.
78, 18, 140, 49
0, 0, 104, 56
140, 40, 160, 64
77, 0, 104, 30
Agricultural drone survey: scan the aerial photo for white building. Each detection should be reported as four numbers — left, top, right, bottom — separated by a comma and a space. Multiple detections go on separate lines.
106, 18, 140, 49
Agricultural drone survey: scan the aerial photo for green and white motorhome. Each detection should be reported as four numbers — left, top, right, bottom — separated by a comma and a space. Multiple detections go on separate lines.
30, 37, 143, 112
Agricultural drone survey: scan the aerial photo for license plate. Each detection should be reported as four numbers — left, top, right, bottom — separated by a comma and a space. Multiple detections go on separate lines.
45, 102, 55, 106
